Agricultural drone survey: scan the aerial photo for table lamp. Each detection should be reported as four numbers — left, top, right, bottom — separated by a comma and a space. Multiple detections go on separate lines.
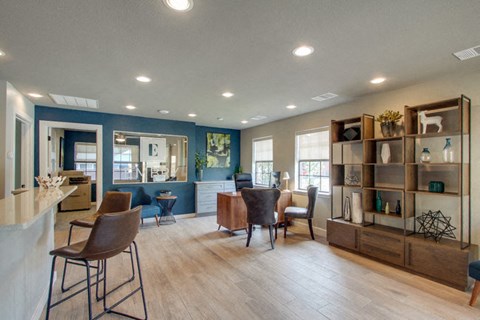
282, 172, 290, 191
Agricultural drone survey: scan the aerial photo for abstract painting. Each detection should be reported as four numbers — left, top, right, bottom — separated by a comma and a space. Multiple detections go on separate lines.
206, 133, 230, 168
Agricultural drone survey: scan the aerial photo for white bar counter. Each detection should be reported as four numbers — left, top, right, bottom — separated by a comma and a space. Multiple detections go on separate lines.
0, 186, 76, 320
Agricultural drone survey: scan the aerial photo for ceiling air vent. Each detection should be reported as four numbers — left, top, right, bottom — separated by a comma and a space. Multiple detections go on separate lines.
312, 93, 338, 102
49, 94, 99, 109
453, 46, 480, 61
251, 115, 267, 121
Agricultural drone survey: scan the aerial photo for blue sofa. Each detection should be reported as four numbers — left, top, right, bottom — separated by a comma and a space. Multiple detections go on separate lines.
117, 186, 161, 226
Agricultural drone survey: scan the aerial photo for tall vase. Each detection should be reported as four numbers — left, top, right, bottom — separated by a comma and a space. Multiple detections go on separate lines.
197, 169, 203, 181
442, 138, 454, 163
381, 143, 391, 164
351, 192, 363, 224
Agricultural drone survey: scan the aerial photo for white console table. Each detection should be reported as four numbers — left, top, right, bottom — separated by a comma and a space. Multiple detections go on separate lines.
0, 186, 76, 320
194, 180, 235, 215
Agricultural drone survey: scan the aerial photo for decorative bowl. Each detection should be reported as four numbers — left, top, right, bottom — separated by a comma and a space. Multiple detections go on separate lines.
35, 176, 66, 189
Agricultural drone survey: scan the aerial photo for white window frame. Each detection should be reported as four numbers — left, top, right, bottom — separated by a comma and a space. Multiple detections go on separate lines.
74, 142, 97, 182
295, 127, 330, 194
252, 137, 273, 186
113, 144, 141, 182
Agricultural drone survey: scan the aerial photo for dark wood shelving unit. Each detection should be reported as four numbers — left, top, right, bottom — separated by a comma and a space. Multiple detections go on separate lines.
327, 96, 477, 291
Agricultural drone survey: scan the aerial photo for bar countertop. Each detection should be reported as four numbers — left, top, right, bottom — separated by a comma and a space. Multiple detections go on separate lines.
0, 186, 77, 231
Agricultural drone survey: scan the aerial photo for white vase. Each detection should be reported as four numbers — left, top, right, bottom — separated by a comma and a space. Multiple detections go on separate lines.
351, 192, 363, 224
381, 143, 391, 164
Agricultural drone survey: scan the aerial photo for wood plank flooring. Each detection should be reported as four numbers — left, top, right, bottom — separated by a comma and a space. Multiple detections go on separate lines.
44, 209, 480, 319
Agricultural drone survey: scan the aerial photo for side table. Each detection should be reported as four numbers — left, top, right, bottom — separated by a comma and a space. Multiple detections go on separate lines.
156, 195, 177, 225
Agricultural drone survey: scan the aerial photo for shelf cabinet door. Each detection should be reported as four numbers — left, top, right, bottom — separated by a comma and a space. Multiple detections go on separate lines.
404, 238, 474, 290
360, 228, 405, 266
327, 219, 360, 251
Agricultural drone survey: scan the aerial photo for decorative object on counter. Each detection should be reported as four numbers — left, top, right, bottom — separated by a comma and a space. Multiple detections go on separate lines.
381, 143, 391, 164
35, 176, 66, 189
385, 201, 390, 214
395, 200, 401, 215
343, 196, 351, 221
351, 191, 363, 224
375, 191, 382, 212
195, 152, 207, 181
428, 181, 445, 193
415, 210, 456, 242
420, 147, 431, 163
375, 109, 403, 137
282, 171, 290, 191
343, 126, 360, 141
419, 110, 443, 134
442, 137, 454, 163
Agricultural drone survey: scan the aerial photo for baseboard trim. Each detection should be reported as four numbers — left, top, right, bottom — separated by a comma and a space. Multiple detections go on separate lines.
291, 220, 326, 237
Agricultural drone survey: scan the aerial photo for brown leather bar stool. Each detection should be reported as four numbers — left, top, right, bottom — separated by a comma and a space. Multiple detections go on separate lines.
62, 191, 132, 293
46, 206, 148, 320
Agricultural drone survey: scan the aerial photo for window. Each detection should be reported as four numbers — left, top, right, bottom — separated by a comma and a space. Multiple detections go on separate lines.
74, 143, 97, 181
113, 144, 140, 182
295, 129, 330, 193
252, 138, 273, 186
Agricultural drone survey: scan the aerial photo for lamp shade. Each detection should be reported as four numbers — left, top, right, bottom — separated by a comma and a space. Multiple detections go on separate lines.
282, 172, 290, 180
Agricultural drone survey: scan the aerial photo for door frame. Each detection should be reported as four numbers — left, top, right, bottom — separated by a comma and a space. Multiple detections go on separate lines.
39, 121, 103, 207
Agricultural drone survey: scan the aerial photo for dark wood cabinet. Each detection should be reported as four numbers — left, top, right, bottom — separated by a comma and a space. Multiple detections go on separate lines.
360, 227, 404, 266
327, 219, 360, 252
405, 236, 477, 291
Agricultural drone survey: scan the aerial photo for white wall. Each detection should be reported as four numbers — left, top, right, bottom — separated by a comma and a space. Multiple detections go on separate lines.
0, 81, 35, 198
241, 70, 480, 245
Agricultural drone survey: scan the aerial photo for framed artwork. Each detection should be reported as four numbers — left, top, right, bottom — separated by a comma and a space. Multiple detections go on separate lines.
206, 133, 230, 168
59, 137, 64, 168
140, 137, 166, 162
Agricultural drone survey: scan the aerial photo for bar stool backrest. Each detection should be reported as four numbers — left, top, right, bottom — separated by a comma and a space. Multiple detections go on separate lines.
81, 206, 141, 261
97, 191, 132, 214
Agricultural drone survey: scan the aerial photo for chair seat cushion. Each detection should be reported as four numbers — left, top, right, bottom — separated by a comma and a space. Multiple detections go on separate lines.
284, 206, 308, 218
141, 205, 160, 219
50, 240, 87, 259
469, 261, 480, 280
274, 211, 278, 223
70, 213, 100, 228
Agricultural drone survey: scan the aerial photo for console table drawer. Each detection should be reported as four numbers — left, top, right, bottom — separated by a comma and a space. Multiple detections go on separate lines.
360, 229, 404, 266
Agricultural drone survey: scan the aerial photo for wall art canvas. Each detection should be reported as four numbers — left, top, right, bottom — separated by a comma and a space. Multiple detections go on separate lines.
140, 137, 166, 162
206, 133, 231, 168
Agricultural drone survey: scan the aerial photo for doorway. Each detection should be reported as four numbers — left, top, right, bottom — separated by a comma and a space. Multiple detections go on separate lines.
39, 121, 103, 207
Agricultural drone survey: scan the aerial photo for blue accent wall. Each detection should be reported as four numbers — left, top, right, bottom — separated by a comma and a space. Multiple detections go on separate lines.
35, 106, 240, 215
195, 126, 240, 181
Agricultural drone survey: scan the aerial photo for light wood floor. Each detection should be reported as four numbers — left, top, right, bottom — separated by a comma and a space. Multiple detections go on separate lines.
44, 208, 480, 319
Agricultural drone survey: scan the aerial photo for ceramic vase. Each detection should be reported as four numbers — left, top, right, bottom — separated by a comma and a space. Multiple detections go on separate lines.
343, 196, 351, 221
351, 192, 363, 224
380, 121, 396, 138
381, 143, 391, 164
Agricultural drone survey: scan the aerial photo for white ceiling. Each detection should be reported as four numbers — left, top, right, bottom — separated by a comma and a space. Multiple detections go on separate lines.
1, 0, 480, 129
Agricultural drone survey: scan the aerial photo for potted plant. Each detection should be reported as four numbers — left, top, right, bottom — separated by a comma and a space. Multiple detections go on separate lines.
375, 109, 403, 137
195, 152, 207, 181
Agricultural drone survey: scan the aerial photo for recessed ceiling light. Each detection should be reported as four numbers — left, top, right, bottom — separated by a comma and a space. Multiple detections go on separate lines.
241, 120, 248, 124
370, 77, 386, 84
28, 93, 43, 98
286, 105, 297, 109
136, 76, 151, 83
163, 0, 193, 11
126, 105, 136, 110
188, 113, 197, 117
0, 50, 5, 56
293, 46, 314, 57
222, 92, 234, 98
158, 110, 170, 114
217, 117, 224, 121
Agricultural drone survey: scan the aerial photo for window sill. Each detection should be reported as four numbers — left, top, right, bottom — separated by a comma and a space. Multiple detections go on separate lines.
292, 189, 331, 198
